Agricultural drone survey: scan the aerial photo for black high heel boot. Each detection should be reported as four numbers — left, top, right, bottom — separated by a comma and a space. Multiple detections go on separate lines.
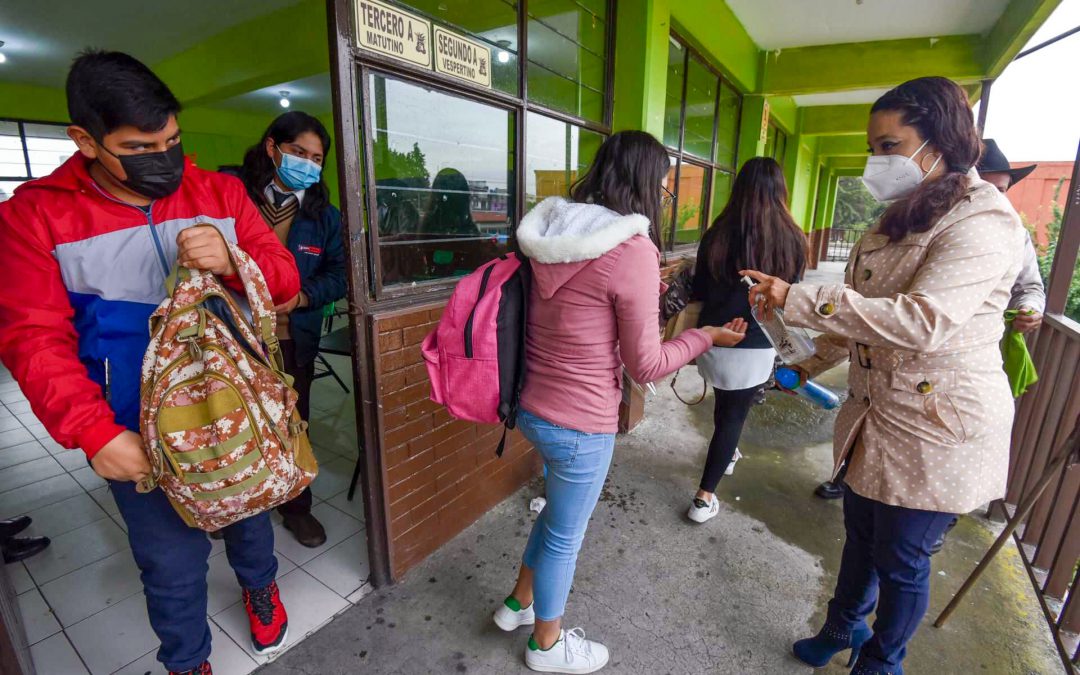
793, 621, 872, 668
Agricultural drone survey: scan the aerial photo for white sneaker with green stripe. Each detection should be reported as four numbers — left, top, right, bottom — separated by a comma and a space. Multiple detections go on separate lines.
525, 628, 609, 673
493, 596, 535, 631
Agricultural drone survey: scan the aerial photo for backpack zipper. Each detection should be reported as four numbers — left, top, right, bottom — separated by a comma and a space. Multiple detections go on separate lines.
464, 263, 496, 359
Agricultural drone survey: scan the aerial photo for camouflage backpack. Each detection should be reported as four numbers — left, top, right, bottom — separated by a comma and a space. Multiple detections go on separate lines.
139, 237, 317, 531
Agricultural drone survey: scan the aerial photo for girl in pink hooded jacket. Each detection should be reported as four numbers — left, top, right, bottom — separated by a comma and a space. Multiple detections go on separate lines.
490, 131, 746, 673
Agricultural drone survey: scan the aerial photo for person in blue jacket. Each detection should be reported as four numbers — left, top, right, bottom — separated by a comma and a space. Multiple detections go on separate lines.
240, 111, 347, 547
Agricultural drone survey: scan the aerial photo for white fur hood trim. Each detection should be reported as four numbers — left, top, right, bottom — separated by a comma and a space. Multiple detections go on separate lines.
516, 197, 651, 264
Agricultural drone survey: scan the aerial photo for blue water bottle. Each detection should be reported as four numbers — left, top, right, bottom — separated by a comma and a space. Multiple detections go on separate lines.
775, 367, 840, 410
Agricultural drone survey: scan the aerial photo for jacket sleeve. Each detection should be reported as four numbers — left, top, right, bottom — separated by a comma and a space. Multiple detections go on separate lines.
301, 206, 348, 309
1008, 234, 1046, 313
612, 238, 712, 384
785, 206, 1021, 353
225, 181, 300, 306
0, 200, 126, 458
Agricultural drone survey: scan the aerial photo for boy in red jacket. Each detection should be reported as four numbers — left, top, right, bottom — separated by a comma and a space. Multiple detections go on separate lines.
0, 51, 301, 675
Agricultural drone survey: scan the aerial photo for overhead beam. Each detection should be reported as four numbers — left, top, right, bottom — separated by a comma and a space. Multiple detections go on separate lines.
801, 104, 872, 136
982, 0, 1064, 76
152, 0, 329, 108
761, 34, 983, 96
670, 0, 761, 93
827, 156, 868, 171
817, 135, 868, 157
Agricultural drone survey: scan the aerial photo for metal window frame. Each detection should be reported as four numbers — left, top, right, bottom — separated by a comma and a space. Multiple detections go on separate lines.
0, 118, 71, 182
663, 32, 743, 252
327, 0, 615, 585
350, 0, 615, 302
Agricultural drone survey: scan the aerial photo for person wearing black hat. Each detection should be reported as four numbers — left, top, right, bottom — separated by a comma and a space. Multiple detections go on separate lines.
919, 139, 1045, 556
1, 515, 50, 563
978, 139, 1044, 334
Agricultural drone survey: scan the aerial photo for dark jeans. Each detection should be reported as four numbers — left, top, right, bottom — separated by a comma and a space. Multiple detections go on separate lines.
828, 487, 956, 670
698, 386, 759, 492
110, 480, 277, 671
278, 338, 315, 517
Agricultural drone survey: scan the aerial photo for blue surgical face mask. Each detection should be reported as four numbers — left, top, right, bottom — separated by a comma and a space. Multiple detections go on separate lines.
275, 145, 322, 190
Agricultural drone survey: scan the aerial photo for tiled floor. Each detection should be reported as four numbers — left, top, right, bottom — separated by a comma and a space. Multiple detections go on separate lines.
0, 355, 371, 674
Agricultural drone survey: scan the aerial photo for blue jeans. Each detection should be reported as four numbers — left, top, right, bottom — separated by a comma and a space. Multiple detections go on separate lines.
110, 480, 278, 671
828, 487, 955, 670
518, 410, 615, 622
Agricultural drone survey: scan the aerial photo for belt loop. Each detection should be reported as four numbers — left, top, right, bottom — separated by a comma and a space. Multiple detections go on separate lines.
856, 343, 872, 369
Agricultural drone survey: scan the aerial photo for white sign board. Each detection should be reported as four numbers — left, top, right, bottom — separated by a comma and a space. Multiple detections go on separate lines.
355, 0, 432, 68
433, 27, 492, 89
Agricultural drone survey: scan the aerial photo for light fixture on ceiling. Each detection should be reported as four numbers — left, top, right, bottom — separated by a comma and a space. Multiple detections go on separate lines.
496, 40, 511, 64
279, 90, 291, 108
0, 41, 7, 64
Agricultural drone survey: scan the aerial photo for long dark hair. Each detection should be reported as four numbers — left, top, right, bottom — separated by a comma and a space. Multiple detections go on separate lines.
570, 130, 669, 250
871, 77, 981, 241
420, 168, 478, 236
701, 157, 806, 284
240, 111, 332, 219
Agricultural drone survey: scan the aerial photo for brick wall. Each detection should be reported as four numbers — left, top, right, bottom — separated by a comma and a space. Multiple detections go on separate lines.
372, 302, 541, 579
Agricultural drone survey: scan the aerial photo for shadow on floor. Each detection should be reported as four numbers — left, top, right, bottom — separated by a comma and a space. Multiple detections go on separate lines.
261, 358, 1058, 674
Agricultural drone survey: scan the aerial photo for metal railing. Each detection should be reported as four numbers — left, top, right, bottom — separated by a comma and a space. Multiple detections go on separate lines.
824, 225, 866, 262
997, 146, 1080, 672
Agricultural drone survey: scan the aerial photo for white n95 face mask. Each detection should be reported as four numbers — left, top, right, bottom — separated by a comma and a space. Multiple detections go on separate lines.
861, 139, 942, 202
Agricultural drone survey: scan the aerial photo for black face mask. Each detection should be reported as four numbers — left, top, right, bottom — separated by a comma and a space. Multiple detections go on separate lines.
99, 141, 185, 199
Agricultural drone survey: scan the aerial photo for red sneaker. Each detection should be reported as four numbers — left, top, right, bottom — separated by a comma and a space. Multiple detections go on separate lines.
169, 661, 212, 675
242, 581, 288, 654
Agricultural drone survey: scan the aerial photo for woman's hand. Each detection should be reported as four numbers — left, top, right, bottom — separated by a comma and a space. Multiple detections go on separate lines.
741, 269, 791, 316
703, 318, 748, 347
775, 365, 808, 395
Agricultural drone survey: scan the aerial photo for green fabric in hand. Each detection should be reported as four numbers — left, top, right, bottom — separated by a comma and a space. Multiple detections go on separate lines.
1001, 309, 1039, 398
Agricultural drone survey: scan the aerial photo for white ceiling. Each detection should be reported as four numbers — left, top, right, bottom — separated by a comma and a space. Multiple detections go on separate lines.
727, 0, 1011, 50
0, 0, 305, 88
793, 87, 892, 106
211, 74, 333, 117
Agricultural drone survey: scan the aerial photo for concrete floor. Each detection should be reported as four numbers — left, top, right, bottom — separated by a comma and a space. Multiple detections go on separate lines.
262, 262, 1057, 674
261, 368, 1060, 674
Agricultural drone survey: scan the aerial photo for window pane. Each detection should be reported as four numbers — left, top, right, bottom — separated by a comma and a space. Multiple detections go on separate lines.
661, 159, 678, 251
24, 123, 77, 178
527, 0, 608, 122
0, 121, 28, 179
682, 55, 717, 160
0, 180, 25, 202
715, 83, 740, 169
711, 170, 733, 221
368, 74, 513, 288
674, 162, 707, 246
525, 112, 603, 211
396, 0, 520, 95
663, 40, 685, 149
763, 123, 777, 160
774, 128, 788, 164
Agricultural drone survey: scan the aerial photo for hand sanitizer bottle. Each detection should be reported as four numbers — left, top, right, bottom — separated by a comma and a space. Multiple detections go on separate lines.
742, 276, 816, 364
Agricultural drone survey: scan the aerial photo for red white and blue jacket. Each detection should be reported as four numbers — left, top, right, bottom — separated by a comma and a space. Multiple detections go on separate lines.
0, 153, 300, 459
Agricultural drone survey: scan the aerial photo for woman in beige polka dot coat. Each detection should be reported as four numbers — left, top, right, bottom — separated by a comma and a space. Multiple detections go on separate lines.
745, 77, 1025, 675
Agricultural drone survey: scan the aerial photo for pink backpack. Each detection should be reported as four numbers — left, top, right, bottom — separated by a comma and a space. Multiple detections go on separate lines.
421, 253, 531, 455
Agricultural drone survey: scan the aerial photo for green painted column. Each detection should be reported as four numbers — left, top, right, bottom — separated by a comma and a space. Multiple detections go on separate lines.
788, 134, 819, 231
736, 95, 767, 168
612, 0, 670, 137
811, 166, 834, 232
821, 172, 841, 233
